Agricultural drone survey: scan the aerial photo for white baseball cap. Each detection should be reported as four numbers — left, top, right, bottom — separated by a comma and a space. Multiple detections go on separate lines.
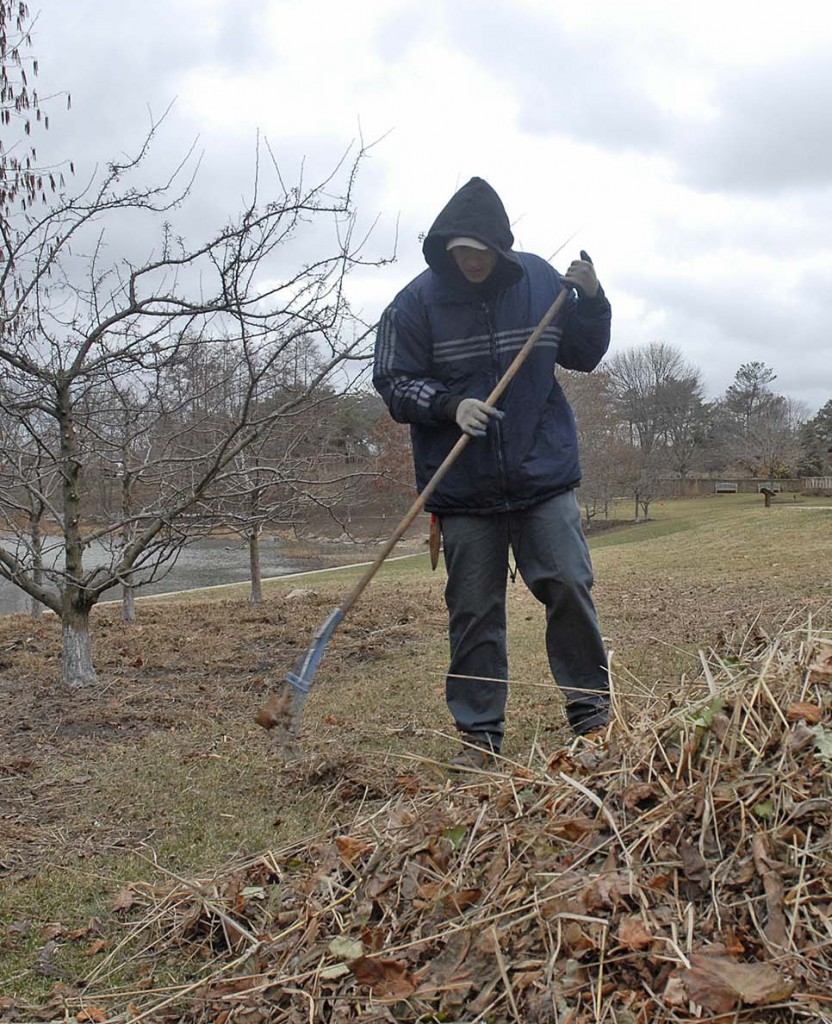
446, 236, 489, 251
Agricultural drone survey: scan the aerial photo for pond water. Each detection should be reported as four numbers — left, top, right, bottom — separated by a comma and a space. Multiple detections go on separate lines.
0, 536, 318, 616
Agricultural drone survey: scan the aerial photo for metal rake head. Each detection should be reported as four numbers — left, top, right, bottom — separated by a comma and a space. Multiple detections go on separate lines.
254, 607, 343, 750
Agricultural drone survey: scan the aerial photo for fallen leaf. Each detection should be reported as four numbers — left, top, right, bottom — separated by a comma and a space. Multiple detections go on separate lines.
648, 872, 673, 892
395, 773, 421, 794
753, 800, 774, 820
786, 702, 823, 724
551, 815, 599, 840
240, 886, 267, 900
808, 645, 832, 683
561, 919, 600, 955
76, 1007, 108, 1023
583, 872, 637, 911
468, 978, 500, 1015
365, 871, 397, 898
752, 836, 788, 947
621, 782, 659, 810
110, 887, 135, 913
320, 963, 351, 981
617, 915, 653, 950
443, 824, 467, 849
679, 839, 710, 898
347, 956, 416, 999
328, 936, 365, 960
678, 954, 794, 1013
253, 690, 291, 731
662, 975, 687, 1007
812, 725, 832, 763
85, 939, 107, 957
788, 720, 817, 755
414, 930, 471, 990
335, 836, 372, 863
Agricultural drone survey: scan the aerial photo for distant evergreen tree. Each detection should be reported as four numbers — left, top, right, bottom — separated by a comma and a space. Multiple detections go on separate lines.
798, 399, 832, 476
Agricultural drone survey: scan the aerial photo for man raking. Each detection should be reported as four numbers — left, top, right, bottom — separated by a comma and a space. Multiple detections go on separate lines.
373, 176, 612, 769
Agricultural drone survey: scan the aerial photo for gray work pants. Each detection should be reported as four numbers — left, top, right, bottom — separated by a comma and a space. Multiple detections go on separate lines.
440, 490, 609, 749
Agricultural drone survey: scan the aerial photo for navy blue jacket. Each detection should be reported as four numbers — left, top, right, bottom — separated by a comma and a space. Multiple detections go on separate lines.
373, 177, 611, 515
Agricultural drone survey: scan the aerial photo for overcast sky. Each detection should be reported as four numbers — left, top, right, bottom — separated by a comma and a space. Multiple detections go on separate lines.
25, 0, 832, 414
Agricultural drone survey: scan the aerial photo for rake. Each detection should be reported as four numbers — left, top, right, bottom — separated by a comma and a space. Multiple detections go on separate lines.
255, 283, 574, 743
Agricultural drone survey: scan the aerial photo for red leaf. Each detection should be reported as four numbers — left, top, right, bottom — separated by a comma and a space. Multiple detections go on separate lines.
335, 836, 372, 863
348, 956, 416, 999
76, 1007, 108, 1023
786, 702, 823, 724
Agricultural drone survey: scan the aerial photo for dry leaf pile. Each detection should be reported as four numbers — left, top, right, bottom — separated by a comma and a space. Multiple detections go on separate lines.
6, 620, 832, 1024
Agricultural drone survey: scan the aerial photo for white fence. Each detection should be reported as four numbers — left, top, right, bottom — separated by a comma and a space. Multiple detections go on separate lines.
803, 477, 832, 490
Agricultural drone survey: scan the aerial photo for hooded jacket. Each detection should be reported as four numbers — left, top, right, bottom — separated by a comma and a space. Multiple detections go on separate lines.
373, 177, 611, 515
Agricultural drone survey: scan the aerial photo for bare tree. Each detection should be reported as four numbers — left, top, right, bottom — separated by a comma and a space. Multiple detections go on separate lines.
0, 122, 382, 686
604, 342, 705, 513
189, 359, 384, 600
559, 367, 624, 524
369, 416, 416, 518
1, 0, 71, 215
606, 342, 705, 454
0, 397, 59, 618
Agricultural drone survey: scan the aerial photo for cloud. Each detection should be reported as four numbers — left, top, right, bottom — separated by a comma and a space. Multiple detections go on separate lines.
19, 0, 832, 416
435, 2, 676, 152
674, 54, 832, 193
430, 0, 832, 201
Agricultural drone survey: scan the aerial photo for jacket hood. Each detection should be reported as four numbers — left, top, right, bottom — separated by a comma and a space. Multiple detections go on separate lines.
422, 177, 523, 291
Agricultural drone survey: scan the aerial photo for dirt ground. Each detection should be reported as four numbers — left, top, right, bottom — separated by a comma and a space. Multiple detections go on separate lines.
1, 498, 831, 1017
2, 554, 828, 872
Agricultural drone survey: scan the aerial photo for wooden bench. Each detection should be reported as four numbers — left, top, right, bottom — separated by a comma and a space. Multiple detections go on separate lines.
715, 482, 738, 494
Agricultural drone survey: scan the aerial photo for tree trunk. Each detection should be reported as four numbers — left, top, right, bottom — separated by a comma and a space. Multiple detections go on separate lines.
29, 512, 44, 620
122, 583, 136, 621
58, 380, 98, 686
120, 461, 136, 622
249, 529, 262, 604
61, 598, 98, 688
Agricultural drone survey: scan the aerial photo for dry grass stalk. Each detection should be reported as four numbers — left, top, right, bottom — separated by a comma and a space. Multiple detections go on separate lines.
7, 615, 832, 1024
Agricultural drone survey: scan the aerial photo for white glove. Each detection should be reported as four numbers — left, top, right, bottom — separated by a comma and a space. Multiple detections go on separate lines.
455, 398, 504, 437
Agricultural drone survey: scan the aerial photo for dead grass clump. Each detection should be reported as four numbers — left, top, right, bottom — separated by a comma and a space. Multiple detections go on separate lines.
5, 617, 832, 1024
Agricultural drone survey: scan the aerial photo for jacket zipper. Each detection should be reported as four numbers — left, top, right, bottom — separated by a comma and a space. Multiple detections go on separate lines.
483, 301, 510, 508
